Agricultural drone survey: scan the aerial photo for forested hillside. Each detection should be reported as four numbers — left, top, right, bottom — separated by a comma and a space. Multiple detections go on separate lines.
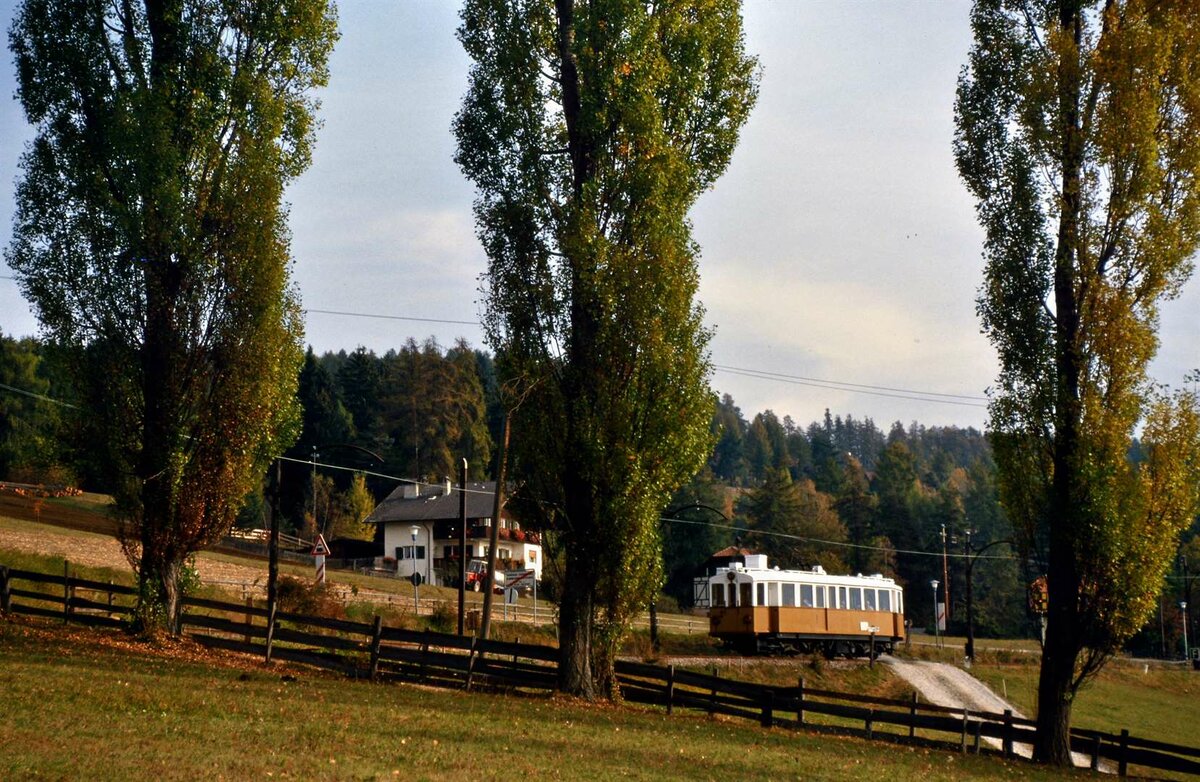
2, 329, 1195, 647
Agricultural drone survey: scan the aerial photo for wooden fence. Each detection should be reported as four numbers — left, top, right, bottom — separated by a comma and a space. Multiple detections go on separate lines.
2, 563, 1198, 778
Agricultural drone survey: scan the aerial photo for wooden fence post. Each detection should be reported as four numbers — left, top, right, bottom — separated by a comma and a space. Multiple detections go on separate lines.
973, 719, 982, 754
797, 677, 805, 726
369, 615, 383, 681
961, 708, 970, 754
865, 708, 874, 740
265, 601, 277, 664
63, 560, 71, 624
909, 692, 919, 739
0, 565, 10, 614
1118, 728, 1129, 777
708, 667, 718, 716
419, 630, 430, 682
244, 596, 253, 645
761, 689, 774, 728
1090, 734, 1101, 771
666, 665, 675, 715
1002, 709, 1013, 757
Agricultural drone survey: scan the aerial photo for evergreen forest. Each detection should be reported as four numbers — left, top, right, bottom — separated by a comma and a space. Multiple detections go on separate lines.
1, 328, 1195, 653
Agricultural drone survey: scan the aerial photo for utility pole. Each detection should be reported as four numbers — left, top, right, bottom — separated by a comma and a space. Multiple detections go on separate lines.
941, 524, 951, 623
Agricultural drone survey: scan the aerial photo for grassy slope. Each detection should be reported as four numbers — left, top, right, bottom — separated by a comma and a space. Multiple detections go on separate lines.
969, 660, 1200, 748
0, 620, 1081, 782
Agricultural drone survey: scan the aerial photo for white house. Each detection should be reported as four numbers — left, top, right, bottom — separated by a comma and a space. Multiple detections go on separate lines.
364, 479, 542, 587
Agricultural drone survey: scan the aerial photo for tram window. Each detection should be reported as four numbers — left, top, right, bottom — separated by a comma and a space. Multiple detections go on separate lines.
849, 588, 863, 610
740, 582, 752, 607
897, 592, 903, 614
712, 584, 725, 607
879, 590, 891, 612
800, 584, 814, 607
865, 589, 877, 610
816, 586, 826, 608
767, 582, 778, 606
782, 583, 796, 607
838, 586, 847, 609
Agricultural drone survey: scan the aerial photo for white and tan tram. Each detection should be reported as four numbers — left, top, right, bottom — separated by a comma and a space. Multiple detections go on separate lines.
706, 555, 906, 656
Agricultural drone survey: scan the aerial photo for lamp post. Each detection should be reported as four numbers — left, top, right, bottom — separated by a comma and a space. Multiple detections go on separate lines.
931, 579, 941, 649
411, 525, 421, 613
1182, 601, 1190, 661
963, 534, 1013, 664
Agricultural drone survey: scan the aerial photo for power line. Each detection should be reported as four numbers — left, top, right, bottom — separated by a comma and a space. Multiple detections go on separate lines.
300, 305, 987, 408
304, 308, 480, 327
661, 515, 1018, 562
0, 382, 78, 409
714, 364, 988, 402
716, 366, 988, 409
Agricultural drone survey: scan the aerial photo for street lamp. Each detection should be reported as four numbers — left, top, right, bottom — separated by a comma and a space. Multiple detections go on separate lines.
411, 525, 421, 613
930, 579, 941, 649
963, 535, 1013, 664
1182, 601, 1190, 661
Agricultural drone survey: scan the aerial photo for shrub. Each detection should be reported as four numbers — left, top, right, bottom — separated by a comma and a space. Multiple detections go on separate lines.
275, 576, 344, 619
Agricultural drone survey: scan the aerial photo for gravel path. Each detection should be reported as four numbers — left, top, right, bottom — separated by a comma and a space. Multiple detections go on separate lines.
883, 655, 1110, 771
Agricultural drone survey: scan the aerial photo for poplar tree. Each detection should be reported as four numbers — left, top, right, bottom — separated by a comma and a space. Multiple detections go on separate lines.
955, 0, 1200, 762
454, 0, 757, 697
7, 0, 338, 633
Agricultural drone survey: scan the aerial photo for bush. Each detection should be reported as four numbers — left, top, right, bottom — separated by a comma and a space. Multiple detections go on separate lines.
428, 601, 455, 633
275, 576, 344, 619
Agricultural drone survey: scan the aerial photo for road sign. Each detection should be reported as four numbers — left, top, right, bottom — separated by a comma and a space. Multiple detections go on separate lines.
410, 571, 423, 587
311, 534, 331, 557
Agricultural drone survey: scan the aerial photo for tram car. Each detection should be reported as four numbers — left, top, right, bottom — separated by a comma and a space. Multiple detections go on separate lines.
707, 554, 905, 656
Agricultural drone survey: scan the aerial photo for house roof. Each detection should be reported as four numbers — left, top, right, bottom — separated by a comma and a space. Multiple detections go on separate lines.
366, 481, 504, 525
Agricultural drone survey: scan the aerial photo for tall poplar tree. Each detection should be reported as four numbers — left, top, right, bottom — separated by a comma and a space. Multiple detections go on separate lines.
7, 0, 338, 633
454, 0, 757, 697
955, 0, 1200, 763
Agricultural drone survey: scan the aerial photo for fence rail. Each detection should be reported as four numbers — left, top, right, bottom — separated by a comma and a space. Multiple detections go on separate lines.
1, 562, 1197, 778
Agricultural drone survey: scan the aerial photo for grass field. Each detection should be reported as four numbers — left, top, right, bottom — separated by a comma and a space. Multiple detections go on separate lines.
0, 619, 1087, 782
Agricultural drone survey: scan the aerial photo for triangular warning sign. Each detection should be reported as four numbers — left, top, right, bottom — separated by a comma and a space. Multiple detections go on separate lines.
311, 533, 331, 556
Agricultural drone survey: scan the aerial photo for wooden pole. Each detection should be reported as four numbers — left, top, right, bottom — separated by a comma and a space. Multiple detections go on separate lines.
63, 560, 70, 624
666, 664, 675, 715
910, 692, 919, 739
1002, 709, 1013, 757
798, 677, 806, 725
1118, 728, 1129, 777
458, 458, 468, 636
479, 413, 510, 643
0, 565, 10, 613
369, 614, 383, 681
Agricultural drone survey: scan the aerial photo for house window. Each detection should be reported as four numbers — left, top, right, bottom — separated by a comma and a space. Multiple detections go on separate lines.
499, 548, 511, 559
395, 546, 426, 560
782, 583, 796, 607
528, 550, 537, 562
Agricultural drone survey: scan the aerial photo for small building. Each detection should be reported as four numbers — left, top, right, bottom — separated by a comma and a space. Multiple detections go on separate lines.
364, 479, 542, 587
692, 546, 756, 608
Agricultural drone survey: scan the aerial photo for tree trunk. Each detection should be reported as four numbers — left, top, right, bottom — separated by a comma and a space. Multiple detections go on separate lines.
558, 572, 596, 698
1035, 0, 1086, 765
1033, 613, 1077, 764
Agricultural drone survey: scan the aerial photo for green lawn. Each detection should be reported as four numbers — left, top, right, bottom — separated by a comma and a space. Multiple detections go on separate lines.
969, 659, 1200, 748
0, 619, 1085, 782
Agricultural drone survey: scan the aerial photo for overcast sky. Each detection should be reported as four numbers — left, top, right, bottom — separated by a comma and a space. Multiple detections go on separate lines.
1, 1, 1196, 432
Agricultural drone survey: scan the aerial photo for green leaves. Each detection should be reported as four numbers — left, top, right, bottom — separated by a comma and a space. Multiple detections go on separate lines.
455, 0, 757, 696
6, 0, 337, 631
955, 0, 1200, 759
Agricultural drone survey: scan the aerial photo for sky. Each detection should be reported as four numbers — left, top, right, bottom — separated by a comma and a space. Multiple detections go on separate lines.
1, 1, 1197, 433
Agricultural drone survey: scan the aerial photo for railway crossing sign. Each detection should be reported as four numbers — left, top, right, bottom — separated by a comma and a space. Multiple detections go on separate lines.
312, 534, 330, 584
